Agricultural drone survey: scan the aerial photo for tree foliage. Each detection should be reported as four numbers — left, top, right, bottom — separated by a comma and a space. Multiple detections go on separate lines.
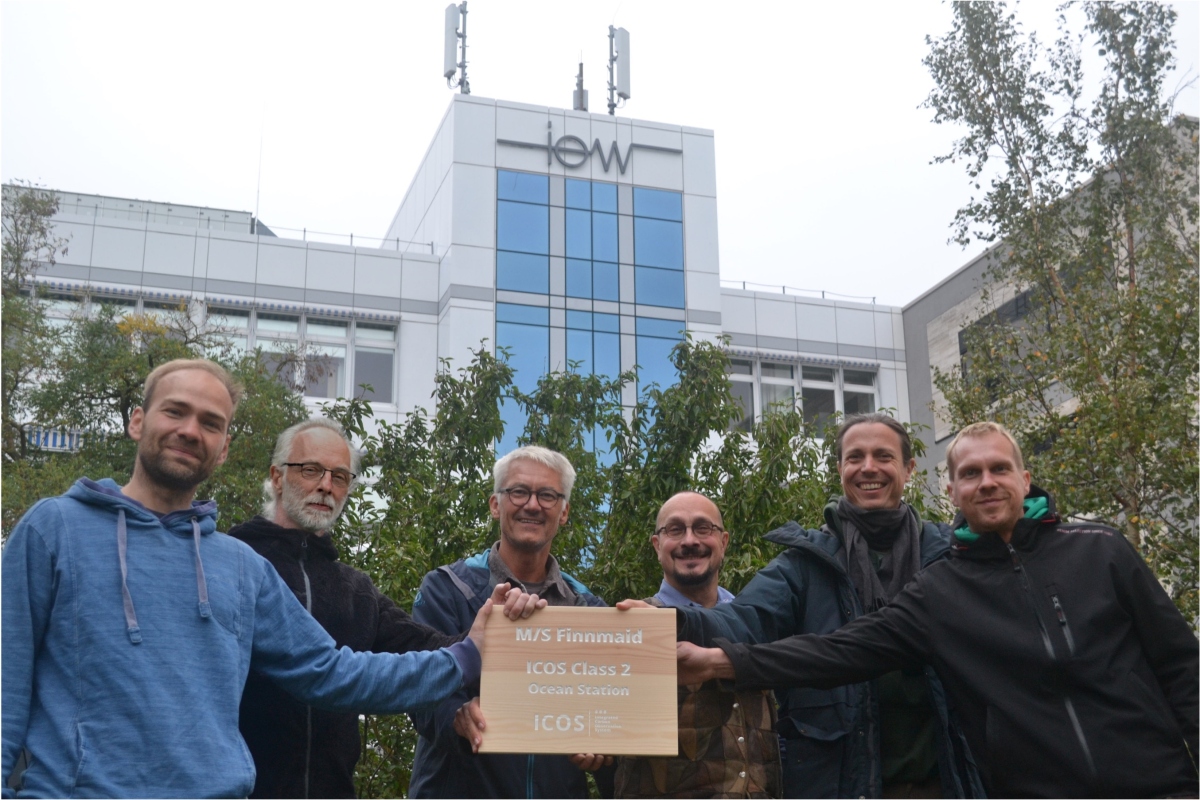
925, 2, 1198, 622
2, 182, 68, 463
327, 338, 939, 797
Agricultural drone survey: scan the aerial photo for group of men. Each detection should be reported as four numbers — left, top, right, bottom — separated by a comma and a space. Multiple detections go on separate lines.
2, 356, 1196, 799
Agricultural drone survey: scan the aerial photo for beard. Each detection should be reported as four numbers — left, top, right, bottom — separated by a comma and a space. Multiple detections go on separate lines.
137, 439, 216, 493
668, 545, 723, 587
281, 480, 346, 533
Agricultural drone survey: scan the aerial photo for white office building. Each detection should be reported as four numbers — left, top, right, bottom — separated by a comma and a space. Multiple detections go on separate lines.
26, 94, 910, 446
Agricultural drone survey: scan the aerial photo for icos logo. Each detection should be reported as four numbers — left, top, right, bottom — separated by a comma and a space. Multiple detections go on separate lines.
497, 121, 682, 175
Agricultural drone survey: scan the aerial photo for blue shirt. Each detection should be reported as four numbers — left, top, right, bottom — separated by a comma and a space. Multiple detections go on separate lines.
653, 578, 734, 609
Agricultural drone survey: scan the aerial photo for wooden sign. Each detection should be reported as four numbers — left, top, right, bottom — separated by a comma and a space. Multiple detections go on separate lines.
478, 606, 678, 755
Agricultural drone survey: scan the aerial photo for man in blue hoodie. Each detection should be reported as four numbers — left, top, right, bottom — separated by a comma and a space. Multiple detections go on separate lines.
1, 358, 510, 799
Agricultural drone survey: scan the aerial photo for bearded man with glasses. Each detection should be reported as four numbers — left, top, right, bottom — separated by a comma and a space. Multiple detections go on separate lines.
408, 445, 613, 799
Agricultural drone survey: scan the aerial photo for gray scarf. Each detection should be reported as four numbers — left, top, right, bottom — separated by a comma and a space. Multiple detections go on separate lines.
836, 497, 922, 613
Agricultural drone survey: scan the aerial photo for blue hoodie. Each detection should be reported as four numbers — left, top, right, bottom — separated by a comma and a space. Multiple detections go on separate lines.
2, 479, 480, 798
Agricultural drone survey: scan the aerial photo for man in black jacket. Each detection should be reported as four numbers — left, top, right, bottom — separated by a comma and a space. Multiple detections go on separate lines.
677, 421, 1199, 798
232, 417, 535, 798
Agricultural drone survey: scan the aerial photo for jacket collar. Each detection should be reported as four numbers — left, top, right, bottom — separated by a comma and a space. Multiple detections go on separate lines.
69, 477, 219, 535
763, 499, 947, 572
228, 515, 339, 562
950, 484, 1058, 560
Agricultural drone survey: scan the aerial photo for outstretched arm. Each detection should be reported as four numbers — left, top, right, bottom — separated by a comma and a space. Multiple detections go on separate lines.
689, 579, 933, 692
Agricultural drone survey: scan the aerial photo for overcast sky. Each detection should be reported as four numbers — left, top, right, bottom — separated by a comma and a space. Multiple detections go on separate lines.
3, 1, 1197, 307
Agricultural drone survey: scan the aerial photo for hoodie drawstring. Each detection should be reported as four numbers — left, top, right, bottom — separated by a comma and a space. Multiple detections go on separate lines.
116, 512, 213, 645
116, 510, 142, 644
192, 518, 212, 619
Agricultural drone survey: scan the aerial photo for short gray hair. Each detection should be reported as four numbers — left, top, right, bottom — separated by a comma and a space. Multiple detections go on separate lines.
493, 446, 576, 502
261, 417, 360, 517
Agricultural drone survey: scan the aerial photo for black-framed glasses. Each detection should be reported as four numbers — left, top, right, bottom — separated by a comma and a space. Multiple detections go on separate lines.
655, 521, 724, 539
283, 462, 356, 489
499, 486, 566, 508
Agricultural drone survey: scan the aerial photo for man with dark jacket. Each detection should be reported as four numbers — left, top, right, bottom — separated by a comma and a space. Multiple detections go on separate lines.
232, 417, 531, 798
408, 445, 614, 798
646, 413, 979, 798
678, 421, 1200, 798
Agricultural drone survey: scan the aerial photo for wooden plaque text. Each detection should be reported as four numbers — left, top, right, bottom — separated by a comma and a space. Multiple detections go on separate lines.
478, 607, 678, 755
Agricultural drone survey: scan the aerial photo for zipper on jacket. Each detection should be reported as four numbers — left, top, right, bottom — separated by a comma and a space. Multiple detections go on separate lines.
300, 537, 313, 799
1006, 543, 1096, 779
526, 754, 535, 798
1049, 593, 1076, 657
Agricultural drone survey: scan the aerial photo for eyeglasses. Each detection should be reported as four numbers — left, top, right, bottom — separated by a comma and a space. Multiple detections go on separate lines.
498, 486, 567, 508
655, 521, 724, 539
283, 462, 356, 489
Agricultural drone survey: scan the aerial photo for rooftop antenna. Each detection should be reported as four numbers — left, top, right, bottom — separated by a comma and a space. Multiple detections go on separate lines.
443, 2, 470, 94
607, 26, 630, 115
573, 62, 588, 111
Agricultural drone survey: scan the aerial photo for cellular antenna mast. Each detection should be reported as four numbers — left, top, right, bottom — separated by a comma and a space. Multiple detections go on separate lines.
573, 62, 588, 111
443, 2, 470, 94
607, 25, 630, 115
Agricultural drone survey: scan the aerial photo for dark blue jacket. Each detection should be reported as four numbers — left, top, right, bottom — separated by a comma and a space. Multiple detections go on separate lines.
408, 549, 607, 799
677, 507, 984, 798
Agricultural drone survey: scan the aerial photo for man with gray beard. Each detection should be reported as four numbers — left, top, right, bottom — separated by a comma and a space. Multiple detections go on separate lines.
230, 417, 468, 798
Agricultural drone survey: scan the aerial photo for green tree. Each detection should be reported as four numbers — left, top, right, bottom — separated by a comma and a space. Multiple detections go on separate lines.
924, 2, 1198, 622
1, 298, 307, 536
332, 337, 937, 797
2, 182, 68, 463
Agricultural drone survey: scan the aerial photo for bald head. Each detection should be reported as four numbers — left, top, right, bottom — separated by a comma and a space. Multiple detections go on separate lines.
653, 492, 729, 602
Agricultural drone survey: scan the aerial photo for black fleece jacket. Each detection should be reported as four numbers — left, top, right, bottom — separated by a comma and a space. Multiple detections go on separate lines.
717, 489, 1199, 798
231, 516, 462, 799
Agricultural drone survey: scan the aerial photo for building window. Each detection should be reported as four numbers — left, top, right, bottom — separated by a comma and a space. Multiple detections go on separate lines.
725, 359, 878, 434
636, 317, 685, 396
204, 307, 396, 403
727, 358, 755, 432
354, 323, 396, 403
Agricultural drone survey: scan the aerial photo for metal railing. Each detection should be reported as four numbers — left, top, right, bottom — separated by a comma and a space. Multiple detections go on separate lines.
266, 225, 435, 253
720, 279, 875, 304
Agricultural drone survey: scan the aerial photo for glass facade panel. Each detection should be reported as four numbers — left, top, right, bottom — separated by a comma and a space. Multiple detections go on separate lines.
567, 328, 592, 373
761, 362, 794, 379
593, 313, 619, 333
728, 359, 753, 376
355, 347, 394, 403
634, 218, 684, 269
566, 209, 592, 258
497, 170, 548, 203
637, 334, 679, 394
595, 332, 620, 379
592, 182, 617, 213
731, 381, 754, 432
497, 201, 549, 254
592, 213, 618, 262
496, 322, 549, 390
803, 366, 835, 383
305, 345, 346, 399
496, 303, 549, 326
566, 259, 592, 298
635, 266, 685, 308
844, 391, 876, 415
565, 179, 591, 209
258, 313, 299, 334
844, 369, 876, 386
307, 319, 347, 338
497, 251, 550, 293
762, 383, 795, 413
566, 310, 592, 330
356, 323, 395, 342
593, 262, 619, 301
636, 317, 686, 338
209, 308, 250, 330
802, 386, 836, 432
633, 187, 683, 221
